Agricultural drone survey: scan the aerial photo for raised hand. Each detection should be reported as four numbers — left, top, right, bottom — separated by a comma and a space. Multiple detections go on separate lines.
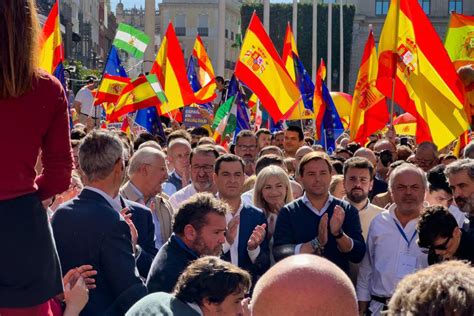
64, 276, 89, 316
318, 213, 329, 246
226, 215, 240, 245
330, 205, 345, 236
247, 223, 267, 251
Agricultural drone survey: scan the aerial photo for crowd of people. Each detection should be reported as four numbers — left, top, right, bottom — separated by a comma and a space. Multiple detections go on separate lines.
2, 1, 474, 316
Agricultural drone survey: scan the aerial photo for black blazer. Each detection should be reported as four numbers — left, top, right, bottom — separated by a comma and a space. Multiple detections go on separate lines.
222, 205, 270, 280
52, 189, 147, 316
146, 235, 198, 294
121, 198, 158, 278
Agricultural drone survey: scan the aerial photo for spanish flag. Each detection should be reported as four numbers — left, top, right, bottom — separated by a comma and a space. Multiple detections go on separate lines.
445, 13, 474, 70
108, 75, 164, 121
151, 23, 196, 114
282, 23, 298, 82
192, 35, 217, 103
235, 13, 301, 122
314, 59, 326, 139
350, 30, 389, 145
94, 74, 131, 105
39, 0, 63, 74
377, 0, 470, 150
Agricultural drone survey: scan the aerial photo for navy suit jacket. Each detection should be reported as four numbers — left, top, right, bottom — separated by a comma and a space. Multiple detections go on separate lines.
222, 205, 270, 280
52, 189, 147, 316
121, 198, 158, 278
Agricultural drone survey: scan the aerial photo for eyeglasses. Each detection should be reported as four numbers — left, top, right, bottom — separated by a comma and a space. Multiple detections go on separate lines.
191, 164, 214, 172
236, 144, 257, 151
415, 157, 435, 165
421, 235, 452, 254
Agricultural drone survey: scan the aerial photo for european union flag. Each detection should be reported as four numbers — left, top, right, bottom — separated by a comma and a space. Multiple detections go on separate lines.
318, 81, 344, 154
105, 46, 127, 77
135, 106, 166, 142
293, 53, 315, 115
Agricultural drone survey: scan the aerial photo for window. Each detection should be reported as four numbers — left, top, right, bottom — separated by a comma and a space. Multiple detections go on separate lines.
225, 29, 229, 39
448, 0, 463, 14
197, 14, 209, 37
231, 31, 234, 41
418, 0, 430, 15
375, 0, 390, 15
175, 14, 186, 36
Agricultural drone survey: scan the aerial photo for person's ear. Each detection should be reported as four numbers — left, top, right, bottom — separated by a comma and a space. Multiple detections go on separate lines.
183, 224, 197, 241
201, 298, 217, 313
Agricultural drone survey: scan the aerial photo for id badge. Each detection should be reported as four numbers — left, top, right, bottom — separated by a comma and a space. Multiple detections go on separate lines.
396, 253, 417, 279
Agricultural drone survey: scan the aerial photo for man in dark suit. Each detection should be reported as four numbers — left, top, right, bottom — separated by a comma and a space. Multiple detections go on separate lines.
273, 151, 366, 275
214, 154, 270, 280
128, 257, 251, 316
52, 130, 147, 315
146, 193, 227, 293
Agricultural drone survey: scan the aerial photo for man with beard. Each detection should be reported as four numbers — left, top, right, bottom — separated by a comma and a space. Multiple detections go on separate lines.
445, 159, 474, 235
146, 193, 227, 293
214, 154, 270, 281
169, 145, 219, 211
234, 130, 258, 176
343, 157, 384, 239
357, 164, 428, 315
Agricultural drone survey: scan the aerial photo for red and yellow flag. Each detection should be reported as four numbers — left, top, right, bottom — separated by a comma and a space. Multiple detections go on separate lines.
192, 35, 217, 103
151, 23, 196, 114
314, 59, 326, 139
282, 23, 299, 82
235, 13, 301, 122
445, 13, 474, 70
39, 0, 63, 74
94, 74, 131, 105
108, 75, 162, 121
377, 0, 470, 149
350, 30, 389, 145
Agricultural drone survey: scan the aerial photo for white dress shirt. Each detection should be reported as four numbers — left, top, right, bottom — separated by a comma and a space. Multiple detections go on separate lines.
241, 189, 254, 207
168, 184, 197, 212
222, 200, 260, 266
356, 204, 428, 316
84, 186, 122, 212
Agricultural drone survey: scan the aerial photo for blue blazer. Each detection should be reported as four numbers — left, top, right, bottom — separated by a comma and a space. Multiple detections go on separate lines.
222, 205, 270, 280
52, 189, 147, 316
121, 198, 158, 278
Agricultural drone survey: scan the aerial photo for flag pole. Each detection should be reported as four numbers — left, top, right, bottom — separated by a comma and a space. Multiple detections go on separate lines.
339, 0, 344, 92
327, 1, 332, 91
389, 0, 400, 126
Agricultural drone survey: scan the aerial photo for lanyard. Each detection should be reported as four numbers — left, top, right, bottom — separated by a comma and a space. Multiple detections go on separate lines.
393, 219, 417, 248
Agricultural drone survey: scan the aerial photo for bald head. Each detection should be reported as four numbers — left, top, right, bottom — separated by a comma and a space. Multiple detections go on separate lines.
251, 255, 357, 316
354, 147, 377, 167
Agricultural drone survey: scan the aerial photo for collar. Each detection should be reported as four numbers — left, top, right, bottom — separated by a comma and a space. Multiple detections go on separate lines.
217, 194, 243, 217
129, 181, 145, 201
171, 170, 182, 180
302, 192, 334, 209
388, 203, 419, 227
186, 303, 204, 315
172, 234, 199, 259
343, 196, 370, 212
84, 186, 122, 212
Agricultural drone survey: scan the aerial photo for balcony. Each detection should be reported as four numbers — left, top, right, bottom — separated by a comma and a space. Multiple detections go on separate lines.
175, 27, 186, 36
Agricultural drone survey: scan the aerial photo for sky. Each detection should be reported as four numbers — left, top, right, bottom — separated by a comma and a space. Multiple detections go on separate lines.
110, 0, 295, 12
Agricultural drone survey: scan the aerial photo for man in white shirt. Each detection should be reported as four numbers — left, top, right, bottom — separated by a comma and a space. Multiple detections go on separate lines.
169, 145, 219, 211
356, 163, 428, 315
214, 154, 270, 280
343, 157, 384, 239
73, 76, 100, 128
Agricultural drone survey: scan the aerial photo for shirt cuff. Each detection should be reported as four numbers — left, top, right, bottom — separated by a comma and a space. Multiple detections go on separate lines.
247, 245, 261, 263
295, 243, 303, 254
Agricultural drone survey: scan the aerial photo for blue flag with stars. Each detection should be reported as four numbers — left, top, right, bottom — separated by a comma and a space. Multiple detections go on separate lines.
318, 81, 344, 154
293, 53, 315, 115
187, 56, 213, 111
105, 46, 127, 77
135, 106, 166, 142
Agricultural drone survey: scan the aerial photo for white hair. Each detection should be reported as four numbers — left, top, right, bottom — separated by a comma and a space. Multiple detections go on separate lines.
128, 147, 166, 177
388, 163, 428, 192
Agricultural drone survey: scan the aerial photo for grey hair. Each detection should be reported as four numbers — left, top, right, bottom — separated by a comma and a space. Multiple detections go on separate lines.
79, 130, 125, 182
444, 158, 474, 180
128, 147, 166, 177
416, 141, 438, 157
168, 138, 191, 152
463, 141, 474, 159
388, 163, 428, 192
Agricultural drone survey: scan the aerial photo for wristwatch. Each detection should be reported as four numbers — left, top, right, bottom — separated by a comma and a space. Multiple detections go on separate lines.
310, 237, 324, 255
333, 230, 344, 239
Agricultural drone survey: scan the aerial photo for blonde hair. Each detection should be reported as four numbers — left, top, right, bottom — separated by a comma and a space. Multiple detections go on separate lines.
329, 175, 344, 196
0, 0, 41, 98
254, 165, 293, 215
243, 175, 257, 193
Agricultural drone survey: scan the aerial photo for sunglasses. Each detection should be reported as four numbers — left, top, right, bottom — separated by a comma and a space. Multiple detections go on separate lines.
421, 235, 452, 254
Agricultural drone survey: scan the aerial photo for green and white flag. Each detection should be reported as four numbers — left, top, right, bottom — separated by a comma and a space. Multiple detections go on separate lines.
113, 23, 150, 59
235, 19, 242, 48
146, 74, 167, 103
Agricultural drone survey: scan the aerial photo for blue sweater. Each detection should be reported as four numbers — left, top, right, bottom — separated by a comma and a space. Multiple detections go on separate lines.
273, 197, 366, 274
